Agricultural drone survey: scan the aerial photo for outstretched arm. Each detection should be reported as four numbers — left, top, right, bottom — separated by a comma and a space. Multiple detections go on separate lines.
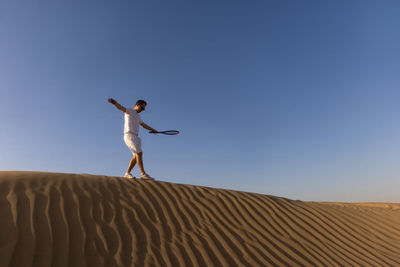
108, 98, 126, 113
140, 122, 158, 134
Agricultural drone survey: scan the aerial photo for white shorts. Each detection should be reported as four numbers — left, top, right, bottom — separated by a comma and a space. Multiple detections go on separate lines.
124, 133, 142, 154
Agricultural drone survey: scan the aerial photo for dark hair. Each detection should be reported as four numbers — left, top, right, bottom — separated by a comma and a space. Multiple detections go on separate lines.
136, 100, 147, 106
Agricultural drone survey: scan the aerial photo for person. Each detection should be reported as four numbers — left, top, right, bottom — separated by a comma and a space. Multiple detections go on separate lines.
108, 98, 158, 180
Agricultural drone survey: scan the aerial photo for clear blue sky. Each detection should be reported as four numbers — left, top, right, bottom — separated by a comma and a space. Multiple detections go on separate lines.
1, 0, 399, 202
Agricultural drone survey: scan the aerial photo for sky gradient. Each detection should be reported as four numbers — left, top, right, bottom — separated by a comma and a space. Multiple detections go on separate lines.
1, 0, 399, 202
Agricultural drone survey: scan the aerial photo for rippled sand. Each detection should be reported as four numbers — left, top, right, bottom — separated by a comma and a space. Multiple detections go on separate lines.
1, 171, 399, 266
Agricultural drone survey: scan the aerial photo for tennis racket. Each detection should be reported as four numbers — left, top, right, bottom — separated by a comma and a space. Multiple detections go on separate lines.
149, 130, 179, 135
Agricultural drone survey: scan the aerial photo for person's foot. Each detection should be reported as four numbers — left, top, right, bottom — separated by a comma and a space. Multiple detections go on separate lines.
140, 173, 155, 180
123, 172, 136, 179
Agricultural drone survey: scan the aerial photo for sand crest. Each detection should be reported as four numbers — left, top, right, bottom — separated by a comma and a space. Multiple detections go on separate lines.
0, 171, 399, 266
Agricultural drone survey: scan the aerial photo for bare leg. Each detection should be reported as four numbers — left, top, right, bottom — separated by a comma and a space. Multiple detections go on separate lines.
126, 155, 137, 174
136, 152, 146, 175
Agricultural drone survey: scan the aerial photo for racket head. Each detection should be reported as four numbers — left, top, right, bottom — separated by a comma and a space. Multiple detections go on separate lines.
160, 130, 179, 135
149, 130, 179, 135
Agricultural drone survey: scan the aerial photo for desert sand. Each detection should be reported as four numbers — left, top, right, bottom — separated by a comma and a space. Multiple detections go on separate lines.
0, 171, 399, 267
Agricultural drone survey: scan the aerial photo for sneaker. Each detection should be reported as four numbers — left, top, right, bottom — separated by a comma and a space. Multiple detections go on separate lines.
123, 173, 136, 179
141, 173, 155, 180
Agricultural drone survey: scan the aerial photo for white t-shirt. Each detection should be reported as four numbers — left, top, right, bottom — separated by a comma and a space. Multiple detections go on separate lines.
124, 108, 143, 135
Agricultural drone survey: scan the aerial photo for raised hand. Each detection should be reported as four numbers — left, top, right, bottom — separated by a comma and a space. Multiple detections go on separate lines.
108, 98, 117, 105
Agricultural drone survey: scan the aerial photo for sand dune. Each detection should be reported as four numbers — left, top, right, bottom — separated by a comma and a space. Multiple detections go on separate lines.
0, 171, 399, 266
